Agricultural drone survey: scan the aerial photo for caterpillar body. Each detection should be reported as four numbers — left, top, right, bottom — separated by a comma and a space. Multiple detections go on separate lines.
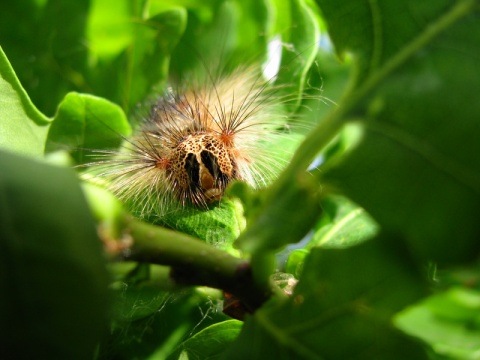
88, 65, 297, 217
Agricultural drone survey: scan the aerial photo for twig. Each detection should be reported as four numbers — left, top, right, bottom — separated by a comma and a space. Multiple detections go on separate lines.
121, 216, 271, 312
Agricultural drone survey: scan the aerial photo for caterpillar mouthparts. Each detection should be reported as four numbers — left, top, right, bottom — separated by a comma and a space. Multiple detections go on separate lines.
89, 66, 292, 216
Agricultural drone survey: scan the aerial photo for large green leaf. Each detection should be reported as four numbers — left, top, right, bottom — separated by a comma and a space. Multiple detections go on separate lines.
0, 0, 90, 116
273, 0, 320, 111
87, 4, 187, 112
395, 287, 480, 359
169, 0, 267, 79
120, 7, 188, 111
235, 171, 322, 254
316, 0, 480, 263
168, 320, 243, 360
156, 198, 245, 252
101, 283, 228, 360
224, 238, 427, 359
0, 46, 51, 157
46, 92, 131, 164
309, 194, 379, 248
87, 0, 136, 61
0, 150, 109, 359
0, 1, 186, 115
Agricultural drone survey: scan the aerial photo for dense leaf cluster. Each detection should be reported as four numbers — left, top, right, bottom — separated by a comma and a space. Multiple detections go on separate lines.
1, 0, 479, 359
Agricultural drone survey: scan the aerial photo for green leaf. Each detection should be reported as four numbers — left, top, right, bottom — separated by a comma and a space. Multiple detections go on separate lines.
235, 171, 322, 254
0, 150, 109, 359
395, 287, 480, 359
283, 195, 379, 281
169, 320, 243, 360
84, 4, 187, 112
46, 92, 131, 164
81, 182, 126, 241
0, 46, 51, 157
156, 198, 245, 252
87, 0, 136, 61
102, 286, 227, 360
273, 0, 320, 111
0, 1, 90, 116
224, 238, 427, 359
119, 7, 188, 111
169, 0, 268, 78
317, 0, 480, 263
285, 249, 309, 278
309, 195, 379, 248
111, 283, 173, 323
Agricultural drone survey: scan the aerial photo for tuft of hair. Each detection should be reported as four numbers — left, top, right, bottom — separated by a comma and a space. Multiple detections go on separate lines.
84, 66, 296, 217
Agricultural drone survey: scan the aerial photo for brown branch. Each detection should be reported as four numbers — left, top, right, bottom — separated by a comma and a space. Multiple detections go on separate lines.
121, 216, 271, 313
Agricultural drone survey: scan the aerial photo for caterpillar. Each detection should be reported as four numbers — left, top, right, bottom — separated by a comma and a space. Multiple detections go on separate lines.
85, 63, 303, 218
87, 68, 292, 217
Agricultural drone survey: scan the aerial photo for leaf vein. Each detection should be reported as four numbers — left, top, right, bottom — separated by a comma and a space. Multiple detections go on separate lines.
367, 0, 383, 73
369, 121, 480, 195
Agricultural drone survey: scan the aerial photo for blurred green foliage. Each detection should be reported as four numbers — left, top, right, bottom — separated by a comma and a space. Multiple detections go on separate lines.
1, 0, 480, 359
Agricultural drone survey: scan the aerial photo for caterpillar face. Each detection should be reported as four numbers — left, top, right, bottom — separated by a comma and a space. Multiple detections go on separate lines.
88, 67, 289, 216
168, 133, 236, 204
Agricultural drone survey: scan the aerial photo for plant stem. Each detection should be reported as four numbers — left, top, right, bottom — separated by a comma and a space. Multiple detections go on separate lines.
123, 216, 271, 312
271, 0, 475, 197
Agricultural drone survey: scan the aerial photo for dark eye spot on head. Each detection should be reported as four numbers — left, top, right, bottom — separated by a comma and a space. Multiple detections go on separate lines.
201, 151, 219, 178
201, 151, 229, 187
185, 153, 200, 189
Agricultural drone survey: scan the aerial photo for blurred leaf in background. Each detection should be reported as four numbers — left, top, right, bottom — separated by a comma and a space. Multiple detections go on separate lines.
224, 238, 428, 359
0, 150, 109, 359
318, 0, 480, 264
0, 47, 51, 157
0, 0, 90, 116
395, 287, 480, 360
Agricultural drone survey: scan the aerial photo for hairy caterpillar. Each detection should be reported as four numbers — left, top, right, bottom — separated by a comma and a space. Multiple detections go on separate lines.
85, 51, 316, 218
